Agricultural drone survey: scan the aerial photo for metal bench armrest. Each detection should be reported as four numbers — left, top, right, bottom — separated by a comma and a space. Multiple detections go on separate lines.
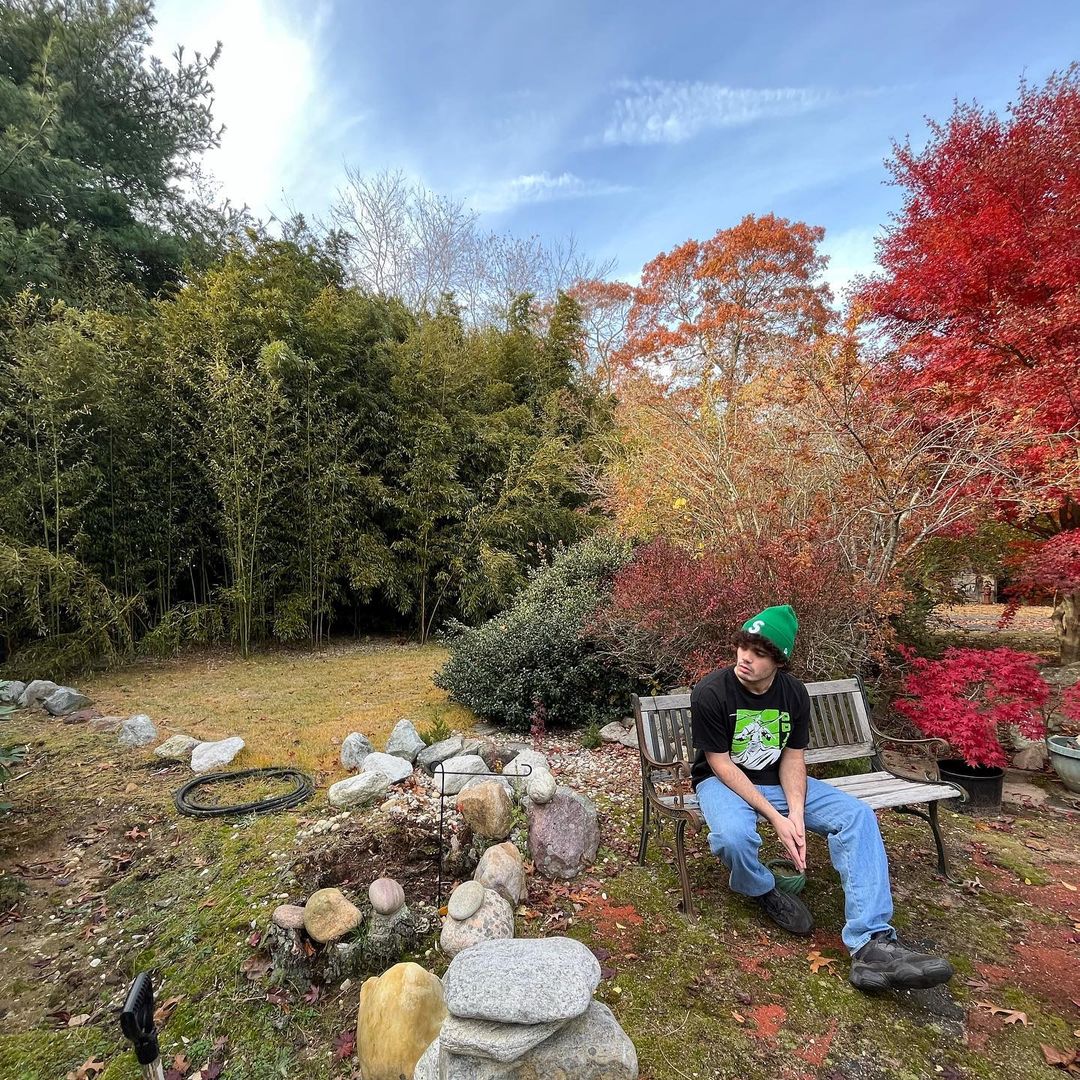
869, 719, 951, 757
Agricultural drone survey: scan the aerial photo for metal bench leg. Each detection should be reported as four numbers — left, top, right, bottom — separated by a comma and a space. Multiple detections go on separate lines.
638, 779, 651, 865
675, 818, 696, 922
928, 801, 952, 879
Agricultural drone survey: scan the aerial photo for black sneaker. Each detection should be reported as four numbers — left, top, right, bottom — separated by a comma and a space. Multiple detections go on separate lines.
849, 934, 955, 992
753, 887, 814, 935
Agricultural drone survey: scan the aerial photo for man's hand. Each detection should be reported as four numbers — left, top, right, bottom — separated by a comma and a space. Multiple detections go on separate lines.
774, 814, 807, 872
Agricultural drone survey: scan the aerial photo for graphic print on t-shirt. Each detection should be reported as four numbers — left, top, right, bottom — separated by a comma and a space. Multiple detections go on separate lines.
731, 708, 790, 771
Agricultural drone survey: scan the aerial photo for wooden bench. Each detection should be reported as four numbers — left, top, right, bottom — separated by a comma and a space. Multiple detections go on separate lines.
632, 678, 966, 920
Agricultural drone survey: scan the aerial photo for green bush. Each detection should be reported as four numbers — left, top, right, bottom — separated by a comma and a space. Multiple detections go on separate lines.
435, 535, 636, 730
579, 721, 603, 750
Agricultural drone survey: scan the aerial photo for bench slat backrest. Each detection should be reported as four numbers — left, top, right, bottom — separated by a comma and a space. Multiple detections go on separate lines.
634, 677, 874, 767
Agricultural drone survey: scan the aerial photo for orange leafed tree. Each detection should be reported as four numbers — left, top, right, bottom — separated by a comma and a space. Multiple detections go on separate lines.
617, 213, 832, 401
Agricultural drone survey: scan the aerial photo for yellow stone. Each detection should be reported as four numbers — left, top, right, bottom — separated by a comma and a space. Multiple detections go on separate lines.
357, 962, 447, 1080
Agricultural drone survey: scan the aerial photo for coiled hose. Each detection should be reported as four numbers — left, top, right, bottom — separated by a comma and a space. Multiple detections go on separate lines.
173, 767, 315, 818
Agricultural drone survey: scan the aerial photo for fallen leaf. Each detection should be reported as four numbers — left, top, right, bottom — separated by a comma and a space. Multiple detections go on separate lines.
732, 1010, 745, 1023
333, 1028, 356, 1060
302, 983, 321, 1004
67, 1014, 91, 1027
1024, 838, 1051, 851
975, 1001, 1029, 1025
1041, 1043, 1078, 1068
124, 783, 137, 794
807, 949, 837, 974
163, 1052, 191, 1080
247, 931, 262, 947
266, 987, 290, 1010
125, 827, 147, 840
1003, 1010, 1029, 1026
65, 1058, 105, 1080
240, 955, 272, 981
198, 897, 217, 910
153, 996, 182, 1028
1062, 882, 1077, 892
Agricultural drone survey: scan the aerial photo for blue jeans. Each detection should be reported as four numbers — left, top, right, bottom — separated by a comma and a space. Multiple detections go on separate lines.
696, 775, 895, 953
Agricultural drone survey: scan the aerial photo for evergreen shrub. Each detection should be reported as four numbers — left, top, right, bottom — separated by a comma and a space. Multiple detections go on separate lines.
435, 535, 635, 730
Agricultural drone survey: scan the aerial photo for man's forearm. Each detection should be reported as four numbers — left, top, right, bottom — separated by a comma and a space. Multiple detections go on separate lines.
705, 752, 784, 824
778, 751, 807, 815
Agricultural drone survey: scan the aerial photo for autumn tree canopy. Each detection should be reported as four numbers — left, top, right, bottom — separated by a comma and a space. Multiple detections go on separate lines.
859, 67, 1080, 533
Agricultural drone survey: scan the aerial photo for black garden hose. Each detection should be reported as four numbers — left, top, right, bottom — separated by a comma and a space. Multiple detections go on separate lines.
173, 767, 315, 818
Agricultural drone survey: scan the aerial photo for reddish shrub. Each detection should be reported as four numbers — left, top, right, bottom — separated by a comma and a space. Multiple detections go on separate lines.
893, 647, 1049, 768
591, 535, 888, 684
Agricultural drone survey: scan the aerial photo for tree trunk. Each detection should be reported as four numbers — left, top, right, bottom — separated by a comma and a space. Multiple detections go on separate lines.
1057, 591, 1080, 663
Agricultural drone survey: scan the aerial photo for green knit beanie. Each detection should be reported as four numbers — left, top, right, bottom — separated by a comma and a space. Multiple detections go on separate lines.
742, 605, 798, 658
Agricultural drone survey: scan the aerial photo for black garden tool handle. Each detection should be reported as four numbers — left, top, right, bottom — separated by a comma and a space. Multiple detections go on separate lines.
120, 972, 161, 1067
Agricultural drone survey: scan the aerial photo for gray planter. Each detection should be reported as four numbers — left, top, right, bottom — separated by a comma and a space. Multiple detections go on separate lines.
1047, 735, 1080, 793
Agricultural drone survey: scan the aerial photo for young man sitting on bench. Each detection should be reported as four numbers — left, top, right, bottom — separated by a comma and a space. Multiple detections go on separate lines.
691, 605, 955, 992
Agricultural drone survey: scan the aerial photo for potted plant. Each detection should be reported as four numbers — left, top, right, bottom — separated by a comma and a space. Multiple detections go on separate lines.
893, 647, 1051, 814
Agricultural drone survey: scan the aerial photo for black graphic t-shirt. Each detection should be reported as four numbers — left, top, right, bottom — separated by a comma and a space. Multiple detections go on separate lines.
690, 667, 811, 788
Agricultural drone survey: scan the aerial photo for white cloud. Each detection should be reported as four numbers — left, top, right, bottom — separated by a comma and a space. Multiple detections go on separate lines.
820, 227, 880, 300
150, 0, 333, 217
466, 172, 630, 215
599, 79, 844, 146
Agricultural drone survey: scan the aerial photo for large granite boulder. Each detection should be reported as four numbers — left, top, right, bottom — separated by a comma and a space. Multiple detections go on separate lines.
527, 787, 599, 879
0, 681, 26, 705
190, 736, 244, 773
303, 888, 361, 943
386, 718, 426, 763
473, 842, 527, 906
418, 735, 465, 773
340, 732, 374, 771
19, 680, 59, 709
456, 781, 512, 839
439, 887, 514, 957
442, 937, 600, 1025
599, 721, 629, 743
358, 962, 446, 1080
438, 1013, 567, 1063
117, 714, 158, 749
361, 751, 414, 785
432, 754, 488, 796
42, 686, 93, 715
328, 771, 391, 809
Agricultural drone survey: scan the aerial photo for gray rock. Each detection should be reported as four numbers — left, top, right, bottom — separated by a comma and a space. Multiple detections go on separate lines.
368, 877, 406, 915
442, 936, 600, 1024
386, 718, 425, 763
456, 781, 513, 839
418, 735, 465, 773
414, 1038, 440, 1080
526, 770, 556, 805
433, 755, 488, 796
0, 681, 26, 705
1013, 744, 1049, 771
618, 728, 640, 749
599, 721, 629, 743
474, 842, 527, 906
190, 736, 244, 773
155, 734, 200, 762
118, 714, 158, 749
89, 715, 124, 733
303, 887, 360, 943
440, 1001, 637, 1079
439, 888, 514, 957
528, 787, 600, 879
42, 686, 93, 716
271, 903, 306, 930
448, 880, 486, 921
361, 751, 414, 785
439, 1013, 568, 1063
19, 680, 59, 709
461, 736, 499, 768
460, 774, 513, 796
340, 732, 374, 771
328, 771, 390, 808
502, 750, 549, 793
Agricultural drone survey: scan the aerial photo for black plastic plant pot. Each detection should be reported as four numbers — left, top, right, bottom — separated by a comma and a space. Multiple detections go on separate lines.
938, 759, 1004, 815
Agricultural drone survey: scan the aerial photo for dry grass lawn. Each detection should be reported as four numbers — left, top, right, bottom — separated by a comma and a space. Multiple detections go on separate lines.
78, 638, 475, 777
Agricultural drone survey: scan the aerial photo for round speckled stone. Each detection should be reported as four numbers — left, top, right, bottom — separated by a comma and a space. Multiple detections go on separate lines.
368, 877, 406, 915
448, 879, 486, 921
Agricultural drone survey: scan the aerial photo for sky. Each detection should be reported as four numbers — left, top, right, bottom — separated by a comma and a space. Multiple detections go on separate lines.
150, 0, 1080, 298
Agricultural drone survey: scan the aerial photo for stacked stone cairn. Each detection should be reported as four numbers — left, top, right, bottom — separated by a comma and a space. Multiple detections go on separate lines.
414, 937, 638, 1079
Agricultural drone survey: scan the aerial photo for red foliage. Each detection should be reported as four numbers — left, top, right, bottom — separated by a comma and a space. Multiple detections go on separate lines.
860, 68, 1080, 471
894, 647, 1049, 768
592, 536, 884, 683
1007, 530, 1080, 598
